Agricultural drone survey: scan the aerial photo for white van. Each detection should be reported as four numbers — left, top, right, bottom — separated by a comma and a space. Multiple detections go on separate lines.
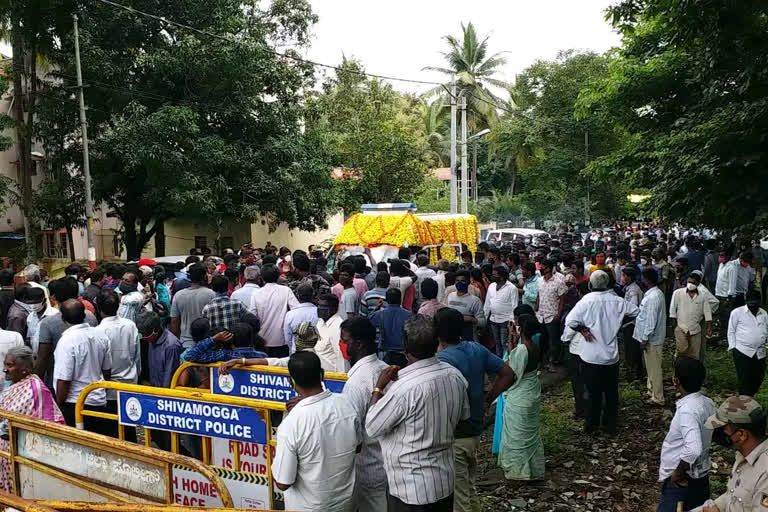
485, 228, 548, 244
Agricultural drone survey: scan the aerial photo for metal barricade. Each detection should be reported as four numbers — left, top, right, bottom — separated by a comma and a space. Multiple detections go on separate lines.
0, 409, 231, 507
75, 382, 283, 509
0, 490, 59, 512
38, 502, 276, 512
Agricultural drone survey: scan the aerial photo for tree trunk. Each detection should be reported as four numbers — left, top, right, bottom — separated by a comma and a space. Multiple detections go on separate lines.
66, 226, 76, 262
154, 220, 165, 257
124, 214, 139, 261
10, 17, 33, 261
509, 164, 517, 196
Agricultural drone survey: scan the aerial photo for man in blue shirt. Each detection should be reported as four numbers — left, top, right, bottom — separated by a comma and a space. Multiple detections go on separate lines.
183, 321, 267, 364
369, 288, 411, 367
435, 308, 515, 512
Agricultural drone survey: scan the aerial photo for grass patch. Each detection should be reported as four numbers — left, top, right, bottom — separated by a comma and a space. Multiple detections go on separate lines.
540, 381, 575, 455
619, 385, 644, 406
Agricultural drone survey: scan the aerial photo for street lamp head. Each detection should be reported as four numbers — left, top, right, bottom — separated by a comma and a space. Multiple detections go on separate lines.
468, 129, 491, 141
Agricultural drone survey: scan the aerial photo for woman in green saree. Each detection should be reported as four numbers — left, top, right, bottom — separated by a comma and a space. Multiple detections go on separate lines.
498, 314, 545, 481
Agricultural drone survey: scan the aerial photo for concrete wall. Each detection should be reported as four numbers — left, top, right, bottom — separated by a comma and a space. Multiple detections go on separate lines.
249, 211, 345, 251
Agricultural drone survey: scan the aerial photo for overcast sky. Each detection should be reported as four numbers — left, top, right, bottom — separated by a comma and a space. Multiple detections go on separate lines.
303, 0, 622, 94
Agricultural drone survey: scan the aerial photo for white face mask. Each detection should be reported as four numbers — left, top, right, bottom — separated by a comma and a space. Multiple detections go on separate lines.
640, 258, 648, 265
686, 283, 697, 292
29, 302, 45, 313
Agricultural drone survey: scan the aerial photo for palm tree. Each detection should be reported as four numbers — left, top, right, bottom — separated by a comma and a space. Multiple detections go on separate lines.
421, 97, 449, 166
423, 22, 511, 130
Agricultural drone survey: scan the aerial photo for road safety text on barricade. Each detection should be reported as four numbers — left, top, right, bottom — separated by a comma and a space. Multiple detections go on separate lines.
213, 368, 345, 402
118, 391, 267, 443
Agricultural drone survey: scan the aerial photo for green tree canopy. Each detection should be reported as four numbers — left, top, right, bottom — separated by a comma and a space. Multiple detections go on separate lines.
578, 0, 768, 236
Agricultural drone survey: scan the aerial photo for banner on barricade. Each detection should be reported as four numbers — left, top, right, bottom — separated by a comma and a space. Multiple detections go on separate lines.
212, 368, 345, 402
211, 438, 274, 475
118, 391, 267, 443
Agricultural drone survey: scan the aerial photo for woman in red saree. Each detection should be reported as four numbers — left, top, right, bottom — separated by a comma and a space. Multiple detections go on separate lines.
0, 346, 65, 492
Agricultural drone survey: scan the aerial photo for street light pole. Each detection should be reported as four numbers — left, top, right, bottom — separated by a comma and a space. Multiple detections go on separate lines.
73, 14, 97, 269
449, 84, 457, 214
460, 95, 468, 214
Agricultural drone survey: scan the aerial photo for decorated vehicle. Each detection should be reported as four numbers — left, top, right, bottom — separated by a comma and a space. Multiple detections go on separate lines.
329, 203, 479, 269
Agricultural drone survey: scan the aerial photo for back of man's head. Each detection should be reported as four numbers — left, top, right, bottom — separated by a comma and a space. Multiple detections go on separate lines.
188, 263, 207, 285
90, 269, 105, 283
0, 268, 14, 287
211, 275, 229, 294
136, 311, 161, 337
231, 322, 253, 348
435, 307, 463, 344
65, 264, 80, 276
61, 299, 85, 325
53, 278, 80, 303
589, 270, 610, 291
421, 278, 438, 301
23, 264, 41, 283
398, 247, 411, 260
296, 284, 314, 303
185, 255, 201, 266
98, 289, 120, 317
13, 283, 30, 302
288, 351, 323, 390
293, 253, 310, 272
417, 254, 430, 267
375, 271, 390, 289
385, 288, 401, 306
190, 317, 211, 342
261, 264, 279, 284
404, 314, 438, 360
389, 259, 404, 276
674, 356, 706, 394
244, 265, 260, 282
352, 256, 367, 275
644, 268, 659, 286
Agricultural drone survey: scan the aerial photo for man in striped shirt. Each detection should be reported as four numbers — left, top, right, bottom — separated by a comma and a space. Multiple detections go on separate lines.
341, 317, 389, 512
367, 314, 470, 511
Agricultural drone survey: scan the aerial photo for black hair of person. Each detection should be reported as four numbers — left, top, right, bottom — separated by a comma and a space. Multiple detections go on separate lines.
185, 255, 201, 266
445, 271, 456, 286
223, 253, 238, 265
188, 263, 207, 284
456, 269, 470, 281
98, 289, 120, 317
493, 265, 510, 281
339, 263, 355, 276
352, 256, 367, 274
261, 264, 279, 283
231, 322, 254, 348
460, 250, 472, 260
375, 271, 390, 288
522, 261, 536, 275
377, 261, 388, 272
0, 269, 13, 286
389, 259, 404, 276
60, 299, 86, 325
747, 289, 762, 302
403, 314, 439, 359
514, 303, 535, 318
421, 278, 438, 300
288, 351, 324, 389
293, 253, 311, 272
541, 259, 555, 272
689, 272, 702, 284
623, 267, 637, 282
674, 356, 706, 393
416, 254, 430, 267
90, 269, 105, 282
643, 268, 659, 285
318, 293, 339, 310
398, 247, 411, 260
261, 255, 278, 266
435, 307, 463, 345
340, 317, 378, 352
211, 275, 229, 293
385, 288, 402, 305
136, 311, 162, 336
296, 284, 314, 303
54, 278, 79, 302
65, 264, 81, 275
224, 267, 239, 282
25, 287, 45, 304
741, 417, 768, 440
190, 317, 211, 342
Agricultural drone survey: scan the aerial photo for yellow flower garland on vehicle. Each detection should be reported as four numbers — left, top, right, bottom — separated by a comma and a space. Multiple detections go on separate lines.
333, 213, 479, 261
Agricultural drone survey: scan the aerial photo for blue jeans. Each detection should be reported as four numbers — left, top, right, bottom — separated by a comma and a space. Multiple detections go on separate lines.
489, 321, 509, 357
657, 475, 710, 512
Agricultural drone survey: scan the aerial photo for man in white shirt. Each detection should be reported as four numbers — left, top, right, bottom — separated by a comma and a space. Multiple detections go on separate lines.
95, 290, 140, 440
413, 254, 436, 312
657, 356, 715, 512
484, 266, 518, 356
272, 351, 360, 512
282, 285, 318, 353
566, 270, 638, 434
0, 325, 23, 393
633, 269, 667, 406
250, 264, 300, 357
728, 290, 768, 396
670, 273, 712, 360
53, 300, 112, 434
315, 294, 347, 373
340, 317, 389, 512
367, 315, 470, 511
230, 265, 260, 306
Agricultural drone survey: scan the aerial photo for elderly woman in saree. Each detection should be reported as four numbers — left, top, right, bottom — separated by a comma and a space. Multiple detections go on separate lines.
497, 314, 545, 481
0, 346, 65, 491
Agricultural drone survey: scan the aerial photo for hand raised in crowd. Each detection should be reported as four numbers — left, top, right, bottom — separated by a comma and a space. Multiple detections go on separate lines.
213, 331, 233, 345
375, 365, 401, 390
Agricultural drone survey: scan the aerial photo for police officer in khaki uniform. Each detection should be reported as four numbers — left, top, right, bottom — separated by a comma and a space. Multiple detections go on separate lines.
695, 395, 768, 512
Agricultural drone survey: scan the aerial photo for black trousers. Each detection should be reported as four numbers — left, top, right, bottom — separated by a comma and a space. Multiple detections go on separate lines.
568, 354, 589, 418
105, 400, 137, 442
60, 402, 111, 436
657, 475, 710, 512
732, 349, 766, 396
265, 345, 289, 357
622, 323, 644, 381
545, 321, 562, 364
581, 361, 619, 432
387, 492, 453, 512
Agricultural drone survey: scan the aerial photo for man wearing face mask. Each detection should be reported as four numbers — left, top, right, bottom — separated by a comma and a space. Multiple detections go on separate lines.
670, 274, 713, 360
694, 395, 768, 512
445, 271, 485, 342
727, 290, 768, 396
314, 294, 347, 372
484, 266, 518, 357
117, 271, 146, 323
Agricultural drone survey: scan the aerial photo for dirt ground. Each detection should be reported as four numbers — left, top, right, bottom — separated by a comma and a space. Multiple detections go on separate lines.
476, 341, 738, 512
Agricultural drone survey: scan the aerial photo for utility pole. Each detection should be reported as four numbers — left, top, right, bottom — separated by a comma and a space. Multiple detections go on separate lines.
449, 84, 457, 214
73, 14, 97, 269
585, 129, 591, 226
460, 95, 468, 214
472, 140, 478, 201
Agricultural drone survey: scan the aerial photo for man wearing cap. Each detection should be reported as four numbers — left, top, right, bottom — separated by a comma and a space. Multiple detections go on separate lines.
728, 290, 768, 396
696, 395, 768, 512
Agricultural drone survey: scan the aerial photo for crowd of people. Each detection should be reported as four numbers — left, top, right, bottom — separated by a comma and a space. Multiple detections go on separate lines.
0, 226, 765, 511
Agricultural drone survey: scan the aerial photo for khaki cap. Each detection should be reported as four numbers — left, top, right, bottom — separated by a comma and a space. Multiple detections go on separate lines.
705, 395, 766, 429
